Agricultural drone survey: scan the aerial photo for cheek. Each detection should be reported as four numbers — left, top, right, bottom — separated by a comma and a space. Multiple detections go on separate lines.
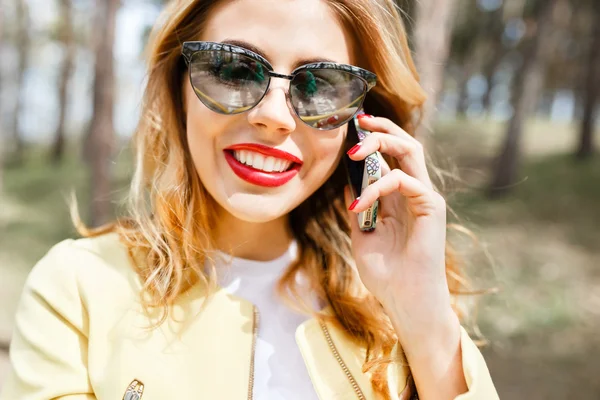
306, 128, 347, 178
184, 87, 221, 181
185, 83, 207, 137
185, 108, 212, 158
184, 81, 226, 151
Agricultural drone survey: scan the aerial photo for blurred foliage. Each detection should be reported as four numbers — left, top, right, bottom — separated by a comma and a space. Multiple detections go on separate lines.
0, 143, 132, 262
0, 0, 599, 398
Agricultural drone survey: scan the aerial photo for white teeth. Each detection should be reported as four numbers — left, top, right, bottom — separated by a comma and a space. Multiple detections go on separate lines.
263, 157, 275, 172
232, 150, 294, 173
252, 153, 264, 169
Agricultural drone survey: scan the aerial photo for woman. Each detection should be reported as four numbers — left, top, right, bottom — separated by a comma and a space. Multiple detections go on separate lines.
1, 0, 499, 399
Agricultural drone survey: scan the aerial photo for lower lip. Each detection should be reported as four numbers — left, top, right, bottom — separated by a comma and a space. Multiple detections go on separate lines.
224, 151, 300, 187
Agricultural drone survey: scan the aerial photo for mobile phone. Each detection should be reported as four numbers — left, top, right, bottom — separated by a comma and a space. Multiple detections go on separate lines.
343, 110, 381, 231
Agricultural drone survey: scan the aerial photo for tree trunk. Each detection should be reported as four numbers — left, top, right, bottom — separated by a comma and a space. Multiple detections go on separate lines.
413, 0, 458, 137
9, 0, 30, 165
85, 0, 120, 226
480, 7, 505, 117
51, 0, 75, 164
481, 49, 504, 116
575, 2, 600, 159
456, 62, 472, 117
481, 67, 495, 116
488, 0, 558, 197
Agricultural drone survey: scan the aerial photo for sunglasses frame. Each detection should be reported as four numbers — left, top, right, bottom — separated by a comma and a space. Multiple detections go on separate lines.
181, 41, 377, 130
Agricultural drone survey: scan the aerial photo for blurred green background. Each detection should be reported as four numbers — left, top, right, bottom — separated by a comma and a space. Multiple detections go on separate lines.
0, 0, 599, 398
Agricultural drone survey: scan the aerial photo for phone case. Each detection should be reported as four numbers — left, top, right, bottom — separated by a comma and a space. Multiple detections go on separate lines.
351, 111, 382, 231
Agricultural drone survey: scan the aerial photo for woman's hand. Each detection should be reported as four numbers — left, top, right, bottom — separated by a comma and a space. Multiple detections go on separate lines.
345, 114, 467, 398
344, 114, 457, 342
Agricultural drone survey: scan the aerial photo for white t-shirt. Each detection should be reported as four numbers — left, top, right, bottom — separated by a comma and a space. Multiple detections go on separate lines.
212, 241, 319, 400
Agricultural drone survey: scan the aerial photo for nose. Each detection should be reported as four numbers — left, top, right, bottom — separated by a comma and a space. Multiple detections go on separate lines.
247, 82, 296, 136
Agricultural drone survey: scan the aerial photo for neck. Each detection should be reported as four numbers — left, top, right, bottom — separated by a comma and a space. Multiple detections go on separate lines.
213, 206, 295, 261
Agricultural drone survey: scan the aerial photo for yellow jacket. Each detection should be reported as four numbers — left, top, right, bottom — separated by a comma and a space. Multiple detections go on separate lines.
1, 233, 498, 400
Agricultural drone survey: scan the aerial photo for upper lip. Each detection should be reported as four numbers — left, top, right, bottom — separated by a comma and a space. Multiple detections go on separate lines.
225, 143, 303, 165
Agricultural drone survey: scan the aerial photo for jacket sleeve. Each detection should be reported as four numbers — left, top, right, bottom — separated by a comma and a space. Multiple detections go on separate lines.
453, 327, 499, 400
0, 240, 97, 400
389, 327, 499, 400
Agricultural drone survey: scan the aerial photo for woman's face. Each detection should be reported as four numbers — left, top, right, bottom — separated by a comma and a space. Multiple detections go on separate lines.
183, 0, 356, 223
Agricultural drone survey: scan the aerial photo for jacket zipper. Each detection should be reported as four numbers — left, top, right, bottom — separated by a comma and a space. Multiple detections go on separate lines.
248, 306, 260, 400
249, 309, 416, 400
319, 320, 366, 400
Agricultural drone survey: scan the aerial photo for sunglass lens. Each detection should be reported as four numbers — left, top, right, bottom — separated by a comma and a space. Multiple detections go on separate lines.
290, 69, 367, 129
189, 50, 269, 114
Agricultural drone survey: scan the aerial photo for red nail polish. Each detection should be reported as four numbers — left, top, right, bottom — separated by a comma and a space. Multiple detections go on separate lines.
347, 143, 361, 155
357, 114, 374, 120
348, 198, 360, 211
326, 115, 340, 124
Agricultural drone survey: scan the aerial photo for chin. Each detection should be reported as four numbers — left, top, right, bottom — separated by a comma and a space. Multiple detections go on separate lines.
221, 191, 298, 223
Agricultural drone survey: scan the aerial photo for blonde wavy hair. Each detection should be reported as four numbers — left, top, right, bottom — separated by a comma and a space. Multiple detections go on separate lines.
80, 0, 476, 397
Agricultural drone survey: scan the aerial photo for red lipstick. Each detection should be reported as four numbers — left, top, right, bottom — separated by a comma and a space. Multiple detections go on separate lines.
224, 143, 303, 187
227, 143, 302, 164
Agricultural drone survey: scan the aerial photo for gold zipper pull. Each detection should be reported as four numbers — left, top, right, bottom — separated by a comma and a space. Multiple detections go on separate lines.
122, 379, 144, 400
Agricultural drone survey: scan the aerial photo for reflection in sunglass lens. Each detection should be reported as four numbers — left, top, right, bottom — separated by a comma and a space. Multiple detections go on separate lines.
189, 50, 270, 114
290, 69, 367, 129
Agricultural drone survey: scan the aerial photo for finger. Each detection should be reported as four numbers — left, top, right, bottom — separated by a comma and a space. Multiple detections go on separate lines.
348, 169, 444, 218
344, 185, 361, 233
358, 116, 417, 140
347, 132, 431, 188
357, 116, 432, 188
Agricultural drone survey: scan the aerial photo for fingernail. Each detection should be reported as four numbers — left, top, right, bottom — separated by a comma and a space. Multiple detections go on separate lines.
326, 115, 340, 124
347, 143, 361, 155
357, 114, 374, 120
348, 197, 360, 211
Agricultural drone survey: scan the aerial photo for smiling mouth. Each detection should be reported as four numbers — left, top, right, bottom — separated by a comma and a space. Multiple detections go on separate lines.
226, 149, 297, 173
223, 150, 301, 187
